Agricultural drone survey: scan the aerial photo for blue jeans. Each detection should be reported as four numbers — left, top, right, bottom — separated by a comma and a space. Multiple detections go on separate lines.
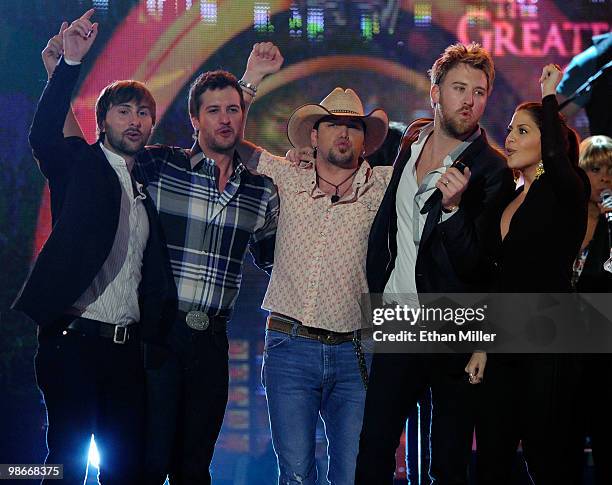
262, 328, 369, 485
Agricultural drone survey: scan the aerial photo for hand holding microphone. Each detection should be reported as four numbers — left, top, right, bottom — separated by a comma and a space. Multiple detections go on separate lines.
601, 189, 612, 273
600, 188, 612, 223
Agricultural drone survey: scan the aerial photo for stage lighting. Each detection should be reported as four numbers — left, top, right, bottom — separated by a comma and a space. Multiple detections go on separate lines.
88, 435, 100, 469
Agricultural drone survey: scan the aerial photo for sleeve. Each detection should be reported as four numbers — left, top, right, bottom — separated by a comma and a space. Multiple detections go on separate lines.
249, 181, 279, 274
133, 144, 175, 185
235, 140, 292, 182
29, 57, 81, 180
556, 46, 598, 107
374, 165, 394, 187
438, 158, 516, 283
540, 94, 587, 204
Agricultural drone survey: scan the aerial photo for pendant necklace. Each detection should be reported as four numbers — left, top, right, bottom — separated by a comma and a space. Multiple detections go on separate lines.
316, 167, 360, 203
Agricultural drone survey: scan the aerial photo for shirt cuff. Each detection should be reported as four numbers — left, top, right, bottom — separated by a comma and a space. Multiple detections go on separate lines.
439, 209, 458, 224
64, 57, 82, 66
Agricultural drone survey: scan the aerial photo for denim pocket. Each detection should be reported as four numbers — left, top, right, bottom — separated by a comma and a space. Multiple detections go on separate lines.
264, 329, 291, 351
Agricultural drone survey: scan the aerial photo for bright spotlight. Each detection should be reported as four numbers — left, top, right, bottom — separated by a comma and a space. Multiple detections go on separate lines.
88, 435, 100, 469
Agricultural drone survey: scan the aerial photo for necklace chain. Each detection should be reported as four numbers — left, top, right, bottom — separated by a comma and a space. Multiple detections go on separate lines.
316, 167, 360, 200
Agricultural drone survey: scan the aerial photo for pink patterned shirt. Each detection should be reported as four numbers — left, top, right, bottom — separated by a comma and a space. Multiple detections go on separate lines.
257, 151, 392, 332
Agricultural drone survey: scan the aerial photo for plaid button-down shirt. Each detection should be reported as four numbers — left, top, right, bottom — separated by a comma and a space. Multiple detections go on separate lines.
134, 143, 278, 318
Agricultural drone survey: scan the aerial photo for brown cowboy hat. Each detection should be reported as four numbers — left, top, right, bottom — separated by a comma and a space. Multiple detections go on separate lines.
287, 87, 389, 157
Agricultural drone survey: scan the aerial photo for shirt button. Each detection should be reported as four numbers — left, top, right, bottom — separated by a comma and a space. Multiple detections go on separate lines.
320, 232, 325, 237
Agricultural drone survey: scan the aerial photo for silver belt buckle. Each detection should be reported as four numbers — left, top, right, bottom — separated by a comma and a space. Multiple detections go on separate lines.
186, 310, 210, 331
113, 325, 128, 344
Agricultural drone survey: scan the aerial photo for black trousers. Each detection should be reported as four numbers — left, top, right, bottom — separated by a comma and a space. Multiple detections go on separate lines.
406, 389, 431, 485
35, 330, 145, 484
475, 356, 585, 485
584, 356, 612, 485
145, 320, 229, 485
355, 354, 475, 485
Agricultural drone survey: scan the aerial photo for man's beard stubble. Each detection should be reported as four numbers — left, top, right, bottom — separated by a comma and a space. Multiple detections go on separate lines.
203, 130, 239, 155
104, 127, 147, 157
326, 146, 356, 169
437, 102, 479, 140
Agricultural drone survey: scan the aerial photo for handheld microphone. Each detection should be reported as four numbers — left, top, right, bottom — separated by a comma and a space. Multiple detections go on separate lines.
601, 189, 612, 223
420, 160, 468, 214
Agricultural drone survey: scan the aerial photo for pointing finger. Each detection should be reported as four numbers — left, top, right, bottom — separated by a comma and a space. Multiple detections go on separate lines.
81, 8, 95, 21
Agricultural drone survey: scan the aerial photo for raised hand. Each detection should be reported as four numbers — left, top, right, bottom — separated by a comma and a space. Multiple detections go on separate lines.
42, 22, 68, 78
242, 42, 284, 86
63, 9, 98, 63
539, 63, 563, 99
286, 147, 315, 167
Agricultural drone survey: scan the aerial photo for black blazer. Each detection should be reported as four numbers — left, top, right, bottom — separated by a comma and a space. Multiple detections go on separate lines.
12, 58, 176, 344
367, 119, 515, 295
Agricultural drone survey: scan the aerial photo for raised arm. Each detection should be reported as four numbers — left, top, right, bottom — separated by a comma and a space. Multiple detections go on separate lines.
539, 64, 587, 203
30, 10, 98, 178
239, 42, 284, 137
42, 15, 96, 140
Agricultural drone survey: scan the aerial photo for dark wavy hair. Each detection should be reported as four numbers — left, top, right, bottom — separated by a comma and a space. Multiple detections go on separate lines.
515, 101, 580, 167
95, 80, 156, 137
188, 70, 245, 118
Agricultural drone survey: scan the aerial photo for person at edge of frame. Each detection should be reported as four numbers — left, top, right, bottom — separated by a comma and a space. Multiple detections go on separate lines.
42, 20, 282, 485
13, 10, 176, 484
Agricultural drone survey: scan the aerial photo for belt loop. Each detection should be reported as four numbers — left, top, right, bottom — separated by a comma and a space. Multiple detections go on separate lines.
291, 323, 299, 338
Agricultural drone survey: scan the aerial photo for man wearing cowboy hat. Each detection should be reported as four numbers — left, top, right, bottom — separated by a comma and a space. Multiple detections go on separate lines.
243, 87, 391, 484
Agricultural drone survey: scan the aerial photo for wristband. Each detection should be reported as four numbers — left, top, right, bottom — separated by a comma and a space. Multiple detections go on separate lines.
238, 79, 258, 96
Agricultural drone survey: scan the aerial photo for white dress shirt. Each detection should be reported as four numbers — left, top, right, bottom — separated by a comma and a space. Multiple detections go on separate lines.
384, 123, 479, 301
70, 143, 149, 325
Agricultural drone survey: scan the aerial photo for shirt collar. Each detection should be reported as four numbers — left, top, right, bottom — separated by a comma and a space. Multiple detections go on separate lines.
411, 122, 481, 170
300, 159, 373, 199
99, 142, 132, 170
189, 142, 246, 177
99, 142, 145, 196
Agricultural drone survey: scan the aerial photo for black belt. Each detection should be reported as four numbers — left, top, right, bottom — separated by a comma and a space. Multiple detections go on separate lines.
267, 315, 355, 345
178, 310, 228, 333
47, 316, 139, 344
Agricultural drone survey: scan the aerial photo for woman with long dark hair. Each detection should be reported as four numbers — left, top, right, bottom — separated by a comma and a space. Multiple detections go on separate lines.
476, 64, 590, 485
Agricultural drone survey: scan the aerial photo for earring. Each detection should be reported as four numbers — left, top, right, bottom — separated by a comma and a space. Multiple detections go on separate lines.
312, 146, 317, 159
534, 161, 545, 180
